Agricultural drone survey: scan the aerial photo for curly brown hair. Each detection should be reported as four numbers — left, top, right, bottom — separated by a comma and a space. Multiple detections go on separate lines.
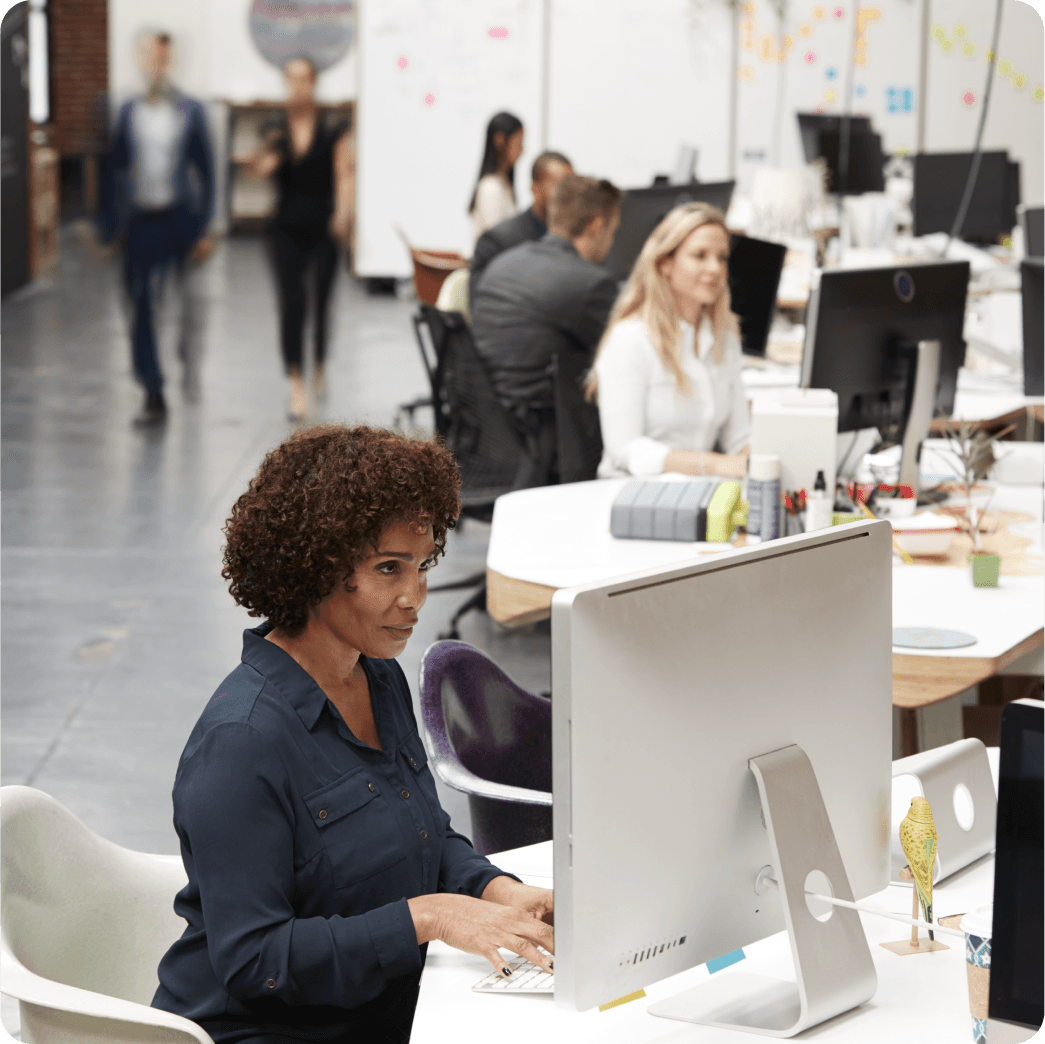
222, 424, 461, 634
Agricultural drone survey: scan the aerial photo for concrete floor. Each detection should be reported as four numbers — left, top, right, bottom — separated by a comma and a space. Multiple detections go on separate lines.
1, 234, 551, 1037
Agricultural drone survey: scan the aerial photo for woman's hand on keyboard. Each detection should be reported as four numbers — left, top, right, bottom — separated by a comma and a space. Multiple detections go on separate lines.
408, 893, 555, 977
480, 876, 554, 926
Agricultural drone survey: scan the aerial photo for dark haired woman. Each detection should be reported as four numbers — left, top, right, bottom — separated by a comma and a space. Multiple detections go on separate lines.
152, 425, 554, 1043
250, 59, 354, 422
469, 111, 524, 248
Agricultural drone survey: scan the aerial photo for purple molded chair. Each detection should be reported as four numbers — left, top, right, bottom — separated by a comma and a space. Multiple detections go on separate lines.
418, 640, 551, 856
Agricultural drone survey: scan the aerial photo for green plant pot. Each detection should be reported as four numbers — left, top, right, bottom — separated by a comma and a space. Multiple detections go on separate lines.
969, 553, 1001, 588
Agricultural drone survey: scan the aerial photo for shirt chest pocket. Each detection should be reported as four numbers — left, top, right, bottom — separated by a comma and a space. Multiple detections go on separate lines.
303, 769, 407, 889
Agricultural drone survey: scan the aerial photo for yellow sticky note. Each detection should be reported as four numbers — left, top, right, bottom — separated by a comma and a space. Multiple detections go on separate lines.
598, 989, 647, 1012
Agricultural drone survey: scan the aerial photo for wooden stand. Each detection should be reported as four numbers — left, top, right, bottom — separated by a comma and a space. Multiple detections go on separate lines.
879, 866, 949, 956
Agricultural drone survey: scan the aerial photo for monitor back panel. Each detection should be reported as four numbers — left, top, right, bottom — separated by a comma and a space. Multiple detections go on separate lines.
551, 522, 893, 1011
805, 261, 969, 433
913, 151, 1013, 242
729, 235, 787, 356
602, 181, 735, 282
1021, 259, 1044, 396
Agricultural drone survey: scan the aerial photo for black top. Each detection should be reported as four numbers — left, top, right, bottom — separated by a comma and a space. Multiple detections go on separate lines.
470, 234, 619, 411
469, 207, 547, 302
266, 111, 349, 230
152, 623, 510, 1044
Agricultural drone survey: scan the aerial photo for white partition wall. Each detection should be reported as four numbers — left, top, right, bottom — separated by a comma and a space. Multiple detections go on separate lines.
355, 0, 546, 277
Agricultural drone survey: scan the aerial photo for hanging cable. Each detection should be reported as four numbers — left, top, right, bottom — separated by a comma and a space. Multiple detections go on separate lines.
943, 0, 1005, 254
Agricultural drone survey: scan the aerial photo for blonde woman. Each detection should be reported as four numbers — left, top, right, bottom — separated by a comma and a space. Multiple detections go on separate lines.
587, 203, 750, 479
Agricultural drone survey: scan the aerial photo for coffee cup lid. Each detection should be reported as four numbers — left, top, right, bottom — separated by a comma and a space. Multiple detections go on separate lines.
749, 454, 781, 481
960, 903, 993, 939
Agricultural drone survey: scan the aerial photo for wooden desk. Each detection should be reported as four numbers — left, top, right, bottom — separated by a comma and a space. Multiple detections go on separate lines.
485, 479, 1044, 755
413, 839, 996, 1042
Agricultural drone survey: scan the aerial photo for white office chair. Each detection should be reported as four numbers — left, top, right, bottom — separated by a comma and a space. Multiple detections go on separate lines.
0, 785, 213, 1044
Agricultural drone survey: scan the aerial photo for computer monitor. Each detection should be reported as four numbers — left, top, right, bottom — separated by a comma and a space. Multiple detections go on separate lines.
728, 234, 787, 356
1021, 205, 1044, 257
988, 699, 1044, 1039
912, 152, 1019, 243
601, 181, 735, 282
796, 113, 882, 194
796, 113, 872, 165
801, 261, 969, 492
551, 520, 893, 1033
1022, 258, 1044, 396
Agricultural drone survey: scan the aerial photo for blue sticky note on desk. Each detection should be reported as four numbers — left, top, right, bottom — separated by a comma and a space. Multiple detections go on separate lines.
706, 949, 746, 974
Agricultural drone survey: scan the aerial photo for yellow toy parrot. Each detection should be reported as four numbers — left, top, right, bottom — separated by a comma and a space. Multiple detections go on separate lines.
899, 796, 938, 940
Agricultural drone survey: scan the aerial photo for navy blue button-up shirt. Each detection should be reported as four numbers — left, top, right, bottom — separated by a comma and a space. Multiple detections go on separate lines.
152, 624, 512, 1042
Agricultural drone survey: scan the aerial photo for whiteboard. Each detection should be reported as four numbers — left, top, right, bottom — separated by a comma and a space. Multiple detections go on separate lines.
356, 0, 546, 276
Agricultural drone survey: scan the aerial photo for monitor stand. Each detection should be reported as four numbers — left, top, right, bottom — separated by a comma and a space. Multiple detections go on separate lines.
897, 339, 941, 500
647, 744, 878, 1037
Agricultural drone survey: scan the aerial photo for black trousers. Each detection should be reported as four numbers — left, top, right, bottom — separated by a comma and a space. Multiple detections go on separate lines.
269, 224, 339, 373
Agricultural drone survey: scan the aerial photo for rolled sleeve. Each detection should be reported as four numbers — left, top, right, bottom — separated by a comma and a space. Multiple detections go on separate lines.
176, 722, 421, 1008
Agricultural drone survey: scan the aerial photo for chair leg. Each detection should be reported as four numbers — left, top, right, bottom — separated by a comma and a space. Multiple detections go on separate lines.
438, 581, 487, 641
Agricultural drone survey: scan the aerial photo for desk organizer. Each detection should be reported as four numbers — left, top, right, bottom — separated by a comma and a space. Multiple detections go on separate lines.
610, 480, 741, 542
890, 738, 996, 883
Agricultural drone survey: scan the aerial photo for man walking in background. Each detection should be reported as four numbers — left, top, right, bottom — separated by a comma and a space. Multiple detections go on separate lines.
101, 32, 214, 426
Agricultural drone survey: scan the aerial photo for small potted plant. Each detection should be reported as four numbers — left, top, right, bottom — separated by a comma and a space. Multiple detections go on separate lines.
937, 414, 1011, 587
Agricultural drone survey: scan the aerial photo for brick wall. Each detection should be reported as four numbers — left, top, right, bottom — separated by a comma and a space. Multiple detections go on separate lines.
46, 0, 107, 156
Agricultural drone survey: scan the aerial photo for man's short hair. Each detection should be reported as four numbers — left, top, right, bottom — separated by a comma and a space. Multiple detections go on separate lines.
531, 150, 571, 183
548, 175, 623, 238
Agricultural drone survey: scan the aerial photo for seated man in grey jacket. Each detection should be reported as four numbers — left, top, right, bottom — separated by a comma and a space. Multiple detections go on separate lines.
468, 150, 574, 303
470, 175, 622, 480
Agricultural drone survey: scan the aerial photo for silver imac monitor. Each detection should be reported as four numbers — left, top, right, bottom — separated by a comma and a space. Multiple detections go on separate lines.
551, 520, 894, 1035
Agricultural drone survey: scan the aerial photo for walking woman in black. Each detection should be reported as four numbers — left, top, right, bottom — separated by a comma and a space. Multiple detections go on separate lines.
250, 58, 354, 421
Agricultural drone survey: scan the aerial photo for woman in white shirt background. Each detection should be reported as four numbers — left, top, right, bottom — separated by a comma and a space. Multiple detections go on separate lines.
468, 112, 524, 248
587, 203, 750, 479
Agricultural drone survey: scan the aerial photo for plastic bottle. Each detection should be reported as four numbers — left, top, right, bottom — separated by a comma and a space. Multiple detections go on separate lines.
747, 453, 781, 543
805, 469, 833, 532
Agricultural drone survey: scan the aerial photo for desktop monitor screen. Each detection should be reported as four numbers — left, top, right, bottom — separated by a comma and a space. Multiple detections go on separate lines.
1021, 258, 1044, 396
913, 152, 1018, 243
816, 130, 886, 194
551, 521, 893, 1013
1022, 206, 1044, 257
728, 234, 787, 356
796, 113, 872, 164
601, 181, 735, 282
801, 261, 970, 435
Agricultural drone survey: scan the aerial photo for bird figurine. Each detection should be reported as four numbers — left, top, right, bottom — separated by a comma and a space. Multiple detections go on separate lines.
899, 796, 938, 941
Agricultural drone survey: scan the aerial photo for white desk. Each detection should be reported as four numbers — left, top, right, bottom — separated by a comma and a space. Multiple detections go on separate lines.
413, 840, 995, 1042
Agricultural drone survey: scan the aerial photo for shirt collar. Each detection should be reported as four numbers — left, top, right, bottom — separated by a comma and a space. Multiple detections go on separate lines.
240, 623, 331, 731
541, 233, 578, 256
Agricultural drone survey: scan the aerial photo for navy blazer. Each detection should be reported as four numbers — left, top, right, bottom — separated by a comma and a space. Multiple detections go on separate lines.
101, 90, 214, 244
152, 624, 512, 1043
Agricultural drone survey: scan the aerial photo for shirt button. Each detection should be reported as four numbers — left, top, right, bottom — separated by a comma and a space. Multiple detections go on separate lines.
401, 789, 410, 800
368, 782, 375, 793
419, 829, 428, 840
266, 978, 276, 989
317, 810, 327, 820
410, 757, 417, 767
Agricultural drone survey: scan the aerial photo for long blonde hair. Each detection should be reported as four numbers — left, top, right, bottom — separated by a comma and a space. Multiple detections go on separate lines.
586, 202, 739, 399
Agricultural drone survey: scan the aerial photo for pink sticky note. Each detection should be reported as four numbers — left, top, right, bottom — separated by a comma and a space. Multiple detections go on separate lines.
396, 56, 409, 70
423, 93, 436, 106
488, 26, 510, 39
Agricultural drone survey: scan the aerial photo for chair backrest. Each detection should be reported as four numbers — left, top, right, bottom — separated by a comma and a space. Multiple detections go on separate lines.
1, 785, 188, 1006
419, 641, 551, 793
423, 308, 533, 509
552, 349, 603, 484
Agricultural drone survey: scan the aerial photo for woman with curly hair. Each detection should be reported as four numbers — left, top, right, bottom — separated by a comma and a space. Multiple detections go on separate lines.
151, 425, 553, 1044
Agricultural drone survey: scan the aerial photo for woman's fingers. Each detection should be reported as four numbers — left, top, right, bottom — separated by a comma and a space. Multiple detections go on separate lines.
482, 946, 515, 978
507, 936, 554, 974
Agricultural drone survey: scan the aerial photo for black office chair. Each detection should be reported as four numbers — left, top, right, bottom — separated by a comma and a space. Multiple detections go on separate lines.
552, 348, 603, 484
414, 307, 535, 638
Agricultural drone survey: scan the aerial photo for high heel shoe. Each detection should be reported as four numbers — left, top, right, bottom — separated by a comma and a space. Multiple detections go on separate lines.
288, 373, 308, 422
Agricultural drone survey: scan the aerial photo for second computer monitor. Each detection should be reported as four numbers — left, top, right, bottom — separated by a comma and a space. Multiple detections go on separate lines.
801, 261, 970, 434
913, 151, 1019, 243
728, 234, 787, 356
601, 180, 735, 282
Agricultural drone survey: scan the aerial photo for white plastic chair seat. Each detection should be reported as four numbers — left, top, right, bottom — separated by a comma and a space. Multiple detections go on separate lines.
1, 785, 213, 1044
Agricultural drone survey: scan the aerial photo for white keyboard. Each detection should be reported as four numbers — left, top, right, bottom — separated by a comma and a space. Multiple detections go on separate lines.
472, 954, 554, 993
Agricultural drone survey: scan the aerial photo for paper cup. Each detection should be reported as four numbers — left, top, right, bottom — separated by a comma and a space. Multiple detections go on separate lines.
960, 904, 992, 1044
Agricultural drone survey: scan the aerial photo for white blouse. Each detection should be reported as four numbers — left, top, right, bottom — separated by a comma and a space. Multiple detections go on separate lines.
471, 174, 517, 248
595, 316, 751, 478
